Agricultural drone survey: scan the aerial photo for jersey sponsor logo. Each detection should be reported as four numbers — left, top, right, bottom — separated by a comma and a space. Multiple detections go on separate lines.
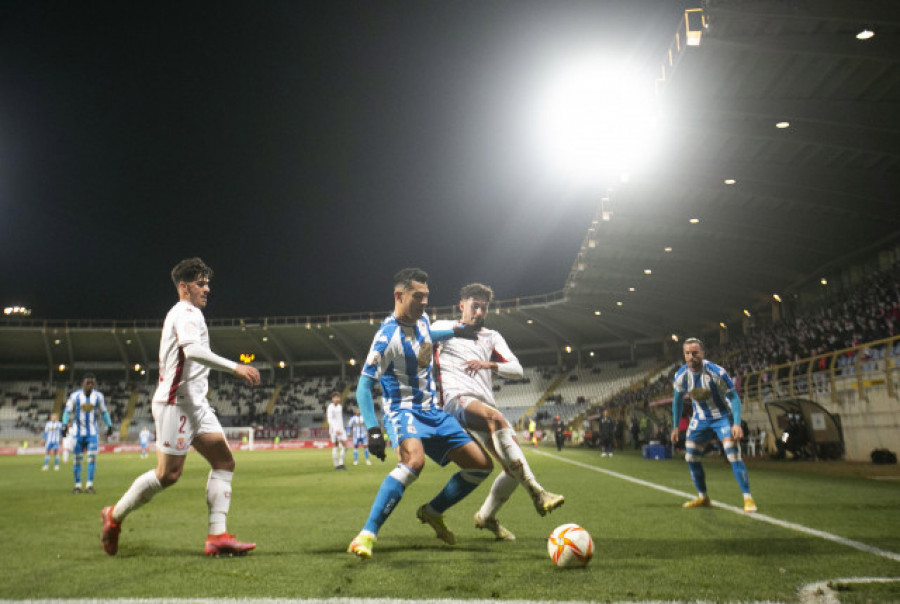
690, 387, 711, 401
417, 341, 433, 368
81, 402, 95, 412
376, 334, 389, 344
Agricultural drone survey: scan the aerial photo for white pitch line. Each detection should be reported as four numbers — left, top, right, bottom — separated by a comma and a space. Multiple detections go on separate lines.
535, 450, 900, 563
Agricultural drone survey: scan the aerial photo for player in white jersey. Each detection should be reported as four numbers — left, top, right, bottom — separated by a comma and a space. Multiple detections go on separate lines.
670, 338, 757, 513
348, 268, 490, 559
432, 283, 564, 541
62, 374, 113, 494
326, 391, 348, 470
347, 408, 371, 466
42, 412, 63, 471
138, 425, 153, 459
100, 257, 261, 557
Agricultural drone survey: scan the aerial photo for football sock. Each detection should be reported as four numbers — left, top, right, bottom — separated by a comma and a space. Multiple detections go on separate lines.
332, 447, 339, 467
730, 460, 751, 494
478, 470, 519, 519
428, 469, 490, 514
339, 444, 346, 465
113, 469, 163, 521
363, 464, 417, 534
687, 461, 707, 495
207, 469, 234, 535
492, 428, 541, 494
43, 455, 50, 468
73, 453, 83, 484
87, 453, 97, 483
353, 449, 359, 463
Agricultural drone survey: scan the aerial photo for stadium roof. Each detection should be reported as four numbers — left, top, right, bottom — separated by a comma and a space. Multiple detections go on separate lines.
2, 0, 899, 380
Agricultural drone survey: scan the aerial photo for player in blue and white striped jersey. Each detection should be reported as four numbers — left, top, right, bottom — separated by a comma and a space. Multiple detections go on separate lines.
348, 268, 491, 559
62, 374, 113, 494
347, 408, 370, 466
670, 338, 757, 513
42, 412, 63, 471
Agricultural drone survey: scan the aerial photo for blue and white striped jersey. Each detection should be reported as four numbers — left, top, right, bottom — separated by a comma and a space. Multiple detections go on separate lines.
673, 360, 736, 421
63, 389, 109, 437
43, 420, 62, 446
347, 415, 367, 441
361, 313, 437, 413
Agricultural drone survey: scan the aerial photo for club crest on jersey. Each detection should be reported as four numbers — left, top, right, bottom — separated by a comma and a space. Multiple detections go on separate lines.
417, 342, 433, 368
690, 387, 712, 402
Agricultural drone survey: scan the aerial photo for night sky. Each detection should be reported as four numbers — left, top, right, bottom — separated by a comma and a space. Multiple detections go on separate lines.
0, 1, 691, 320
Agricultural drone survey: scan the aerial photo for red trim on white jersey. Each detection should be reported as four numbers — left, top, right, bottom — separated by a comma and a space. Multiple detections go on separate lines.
168, 347, 185, 405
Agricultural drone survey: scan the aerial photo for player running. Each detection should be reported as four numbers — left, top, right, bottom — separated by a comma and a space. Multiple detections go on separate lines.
432, 283, 564, 541
42, 412, 63, 471
100, 257, 261, 556
138, 425, 152, 459
348, 268, 489, 559
347, 408, 371, 466
670, 337, 757, 513
62, 374, 113, 493
326, 391, 348, 470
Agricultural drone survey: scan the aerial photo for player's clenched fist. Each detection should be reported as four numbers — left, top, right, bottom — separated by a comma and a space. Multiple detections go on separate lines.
367, 427, 386, 461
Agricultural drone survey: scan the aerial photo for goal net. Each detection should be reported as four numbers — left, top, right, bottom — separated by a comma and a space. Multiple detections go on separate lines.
223, 426, 255, 451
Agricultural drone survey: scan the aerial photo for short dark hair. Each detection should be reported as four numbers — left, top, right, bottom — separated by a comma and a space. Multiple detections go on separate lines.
460, 282, 493, 303
683, 337, 704, 350
331, 391, 341, 399
393, 268, 428, 291
82, 373, 96, 382
171, 257, 213, 288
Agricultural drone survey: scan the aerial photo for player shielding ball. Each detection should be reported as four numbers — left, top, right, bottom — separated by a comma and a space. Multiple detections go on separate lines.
348, 268, 490, 559
432, 283, 563, 541
670, 337, 757, 513
100, 257, 261, 556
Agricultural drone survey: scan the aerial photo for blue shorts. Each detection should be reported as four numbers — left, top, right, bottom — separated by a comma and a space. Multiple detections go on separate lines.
74, 434, 99, 455
353, 436, 367, 447
45, 443, 59, 452
686, 415, 734, 444
383, 407, 473, 467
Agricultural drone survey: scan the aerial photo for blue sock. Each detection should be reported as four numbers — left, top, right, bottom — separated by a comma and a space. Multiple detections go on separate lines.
687, 461, 707, 494
87, 458, 96, 482
43, 455, 49, 468
74, 455, 83, 484
428, 470, 489, 514
730, 460, 750, 494
363, 475, 406, 535
353, 449, 359, 463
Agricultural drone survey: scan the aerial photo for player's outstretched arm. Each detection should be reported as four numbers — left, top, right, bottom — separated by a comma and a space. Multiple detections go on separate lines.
432, 318, 485, 342
234, 364, 261, 386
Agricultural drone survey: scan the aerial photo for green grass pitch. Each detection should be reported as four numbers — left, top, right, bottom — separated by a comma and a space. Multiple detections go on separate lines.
1, 446, 898, 602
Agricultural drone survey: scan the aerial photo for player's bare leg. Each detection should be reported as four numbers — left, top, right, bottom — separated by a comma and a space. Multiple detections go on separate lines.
194, 433, 255, 556
463, 398, 564, 516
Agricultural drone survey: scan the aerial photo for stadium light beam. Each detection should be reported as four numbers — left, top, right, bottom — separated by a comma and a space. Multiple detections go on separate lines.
531, 54, 660, 186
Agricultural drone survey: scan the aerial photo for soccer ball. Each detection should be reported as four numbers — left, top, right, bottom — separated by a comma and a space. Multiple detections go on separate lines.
547, 523, 593, 568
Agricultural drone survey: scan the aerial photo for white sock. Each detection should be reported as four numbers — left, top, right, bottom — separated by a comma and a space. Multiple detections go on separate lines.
478, 471, 519, 519
339, 444, 346, 465
332, 447, 340, 467
113, 470, 163, 522
491, 428, 541, 494
207, 469, 233, 535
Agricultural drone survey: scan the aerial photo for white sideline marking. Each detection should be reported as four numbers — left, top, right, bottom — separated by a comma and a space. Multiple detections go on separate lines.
0, 600, 786, 604
798, 576, 900, 604
535, 450, 900, 563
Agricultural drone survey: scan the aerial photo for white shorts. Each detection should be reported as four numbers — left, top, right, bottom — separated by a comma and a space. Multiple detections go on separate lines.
329, 428, 347, 444
442, 395, 493, 449
152, 402, 224, 456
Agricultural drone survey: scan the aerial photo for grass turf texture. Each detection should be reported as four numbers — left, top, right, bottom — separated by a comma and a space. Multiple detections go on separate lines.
1, 446, 898, 601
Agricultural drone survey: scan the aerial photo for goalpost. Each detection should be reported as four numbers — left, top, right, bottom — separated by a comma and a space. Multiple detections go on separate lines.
222, 426, 255, 451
